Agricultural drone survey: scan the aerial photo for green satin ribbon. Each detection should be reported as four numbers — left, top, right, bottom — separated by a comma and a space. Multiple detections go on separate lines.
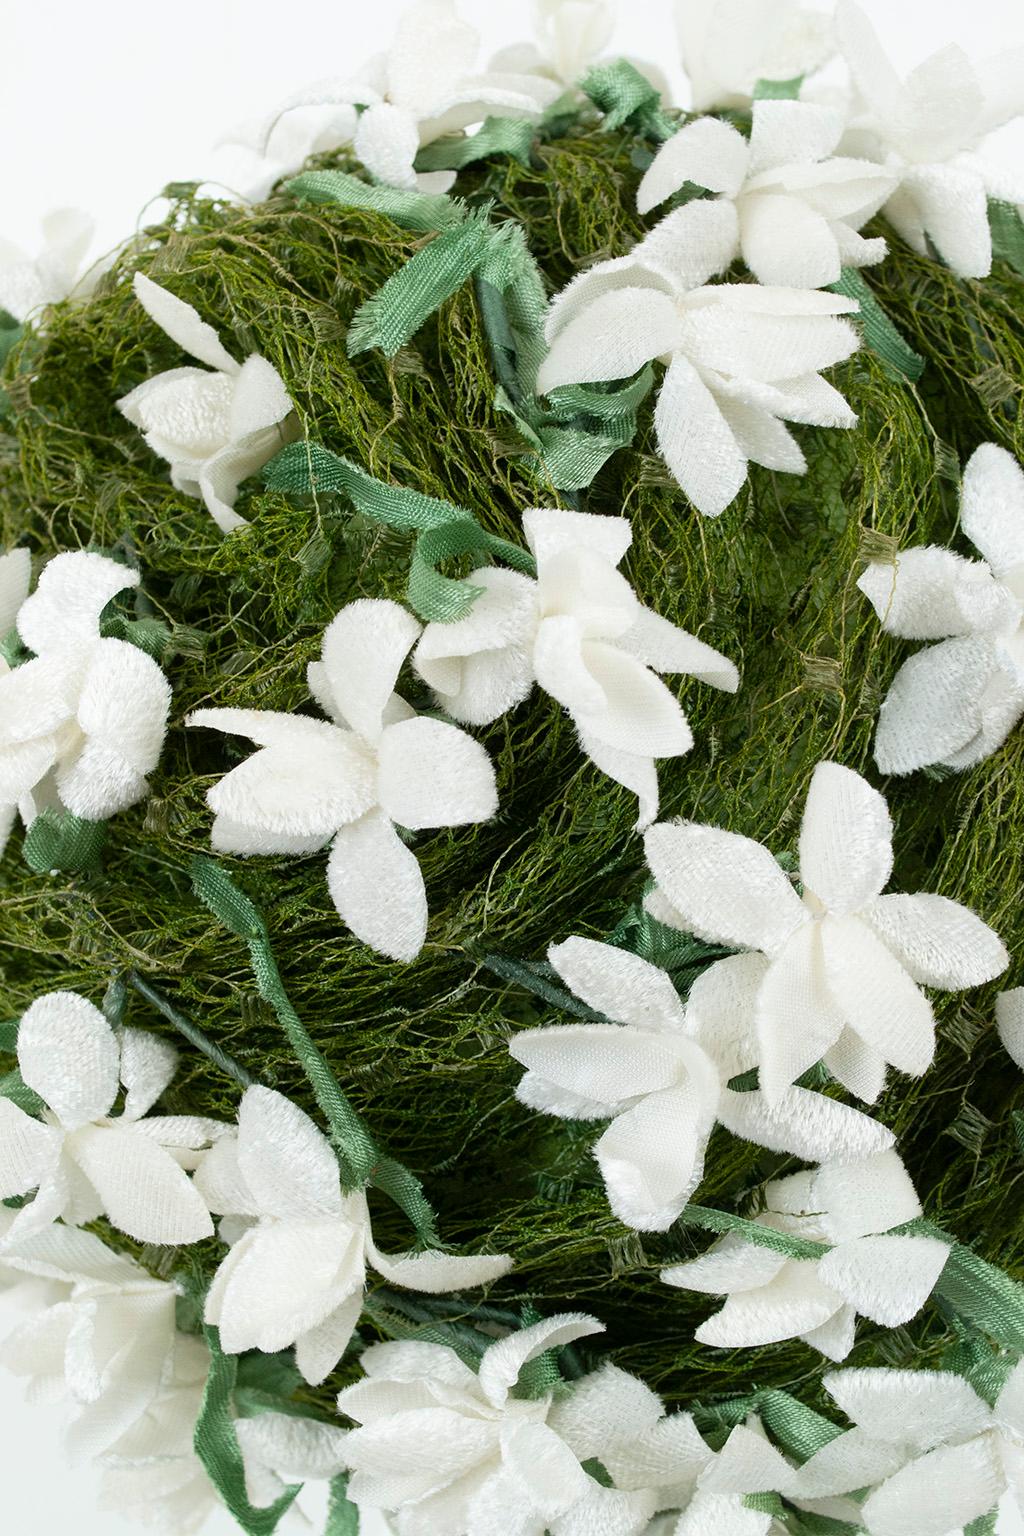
22, 808, 106, 875
830, 267, 925, 382
676, 1203, 829, 1260
580, 58, 677, 141
287, 169, 466, 232
415, 115, 537, 173
263, 440, 535, 622
0, 1068, 43, 1115
989, 199, 1024, 278
753, 76, 804, 100
0, 1019, 19, 1053
324, 1476, 360, 1535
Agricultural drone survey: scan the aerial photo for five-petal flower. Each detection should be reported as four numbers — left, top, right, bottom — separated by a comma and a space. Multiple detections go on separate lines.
644, 761, 1007, 1105
536, 237, 859, 516
637, 100, 895, 288
0, 209, 100, 322
118, 273, 297, 533
189, 597, 498, 961
859, 443, 1024, 774
0, 991, 225, 1245
414, 508, 738, 827
661, 1150, 949, 1360
836, 0, 1024, 277
488, 0, 617, 91
0, 549, 171, 851
509, 935, 895, 1231
196, 1084, 511, 1385
676, 0, 835, 114
796, 1361, 1024, 1536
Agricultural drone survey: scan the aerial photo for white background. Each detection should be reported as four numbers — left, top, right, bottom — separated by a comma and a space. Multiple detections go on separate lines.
1, 1, 1023, 1533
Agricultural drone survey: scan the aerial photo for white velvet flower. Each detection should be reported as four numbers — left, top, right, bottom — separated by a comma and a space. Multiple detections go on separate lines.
676, 0, 835, 113
536, 239, 859, 516
266, 0, 560, 195
488, 1, 616, 90
217, 105, 359, 204
0, 1222, 185, 1461
796, 1361, 1024, 1536
0, 990, 225, 1246
196, 1085, 511, 1386
0, 549, 172, 851
414, 509, 737, 828
637, 100, 895, 288
118, 273, 297, 533
0, 209, 100, 322
859, 443, 1024, 775
338, 1315, 665, 1536
644, 760, 1008, 1105
836, 0, 1024, 278
189, 597, 498, 961
661, 1150, 949, 1360
509, 936, 895, 1232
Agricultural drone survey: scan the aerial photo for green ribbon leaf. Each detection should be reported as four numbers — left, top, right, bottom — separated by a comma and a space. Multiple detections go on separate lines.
194, 1328, 301, 1536
287, 169, 464, 233
830, 267, 925, 382
324, 1475, 360, 1536
100, 613, 172, 661
0, 1069, 43, 1115
0, 1019, 19, 1054
22, 810, 106, 875
580, 58, 677, 140
989, 199, 1024, 278
753, 75, 804, 100
415, 115, 537, 173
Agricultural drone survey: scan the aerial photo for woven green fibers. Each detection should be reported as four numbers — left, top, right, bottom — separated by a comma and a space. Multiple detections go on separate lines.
1, 125, 1022, 1417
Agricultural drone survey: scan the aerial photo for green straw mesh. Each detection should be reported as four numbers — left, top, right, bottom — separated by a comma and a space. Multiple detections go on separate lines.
1, 132, 1023, 1415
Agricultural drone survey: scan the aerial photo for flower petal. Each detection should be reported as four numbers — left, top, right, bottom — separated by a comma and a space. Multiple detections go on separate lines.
17, 551, 138, 657
679, 286, 859, 383
715, 395, 807, 474
860, 1438, 1005, 1536
694, 1262, 843, 1348
76, 636, 171, 773
118, 1028, 178, 1121
0, 1098, 58, 1199
0, 548, 31, 637
823, 1028, 888, 1104
198, 425, 296, 535
319, 598, 421, 744
823, 1365, 991, 1449
477, 1313, 604, 1408
377, 716, 497, 830
210, 1218, 363, 1356
70, 1125, 213, 1244
997, 988, 1024, 1071
575, 728, 660, 830
821, 914, 936, 1078
740, 192, 842, 288
858, 546, 1013, 640
747, 100, 843, 175
860, 892, 1007, 989
661, 1234, 789, 1295
960, 442, 1024, 581
414, 566, 538, 722
644, 819, 805, 952
201, 724, 376, 840
594, 1084, 715, 1231
546, 1362, 664, 1462
873, 634, 1022, 775
756, 923, 846, 1103
367, 1237, 511, 1293
898, 163, 992, 280
18, 991, 120, 1128
509, 1023, 686, 1105
686, 952, 766, 1080
295, 1285, 363, 1387
572, 642, 694, 759
237, 1086, 342, 1220
637, 117, 749, 211
636, 199, 741, 289
799, 761, 893, 915
618, 606, 739, 690
818, 1233, 949, 1326
133, 273, 238, 373
795, 1425, 909, 1499
654, 354, 749, 518
537, 288, 685, 393
717, 1082, 894, 1163
326, 811, 428, 961
354, 101, 420, 188
547, 936, 688, 1033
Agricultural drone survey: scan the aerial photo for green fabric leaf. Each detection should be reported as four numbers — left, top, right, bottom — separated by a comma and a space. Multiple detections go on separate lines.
370, 1156, 440, 1247
324, 1475, 360, 1536
989, 199, 1024, 278
580, 58, 677, 140
965, 1512, 999, 1536
0, 310, 24, 370
743, 1490, 785, 1515
0, 1068, 43, 1115
753, 75, 804, 100
928, 1227, 1024, 1353
415, 115, 536, 173
830, 267, 925, 382
751, 1388, 843, 1458
347, 209, 495, 357
193, 1327, 301, 1536
287, 169, 464, 233
100, 613, 172, 661
0, 1019, 19, 1054
22, 810, 106, 875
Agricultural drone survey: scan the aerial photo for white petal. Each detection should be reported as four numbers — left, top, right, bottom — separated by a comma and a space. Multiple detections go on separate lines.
702, 1420, 796, 1496
547, 936, 688, 1033
368, 1238, 511, 1292
715, 395, 807, 474
678, 286, 859, 382
694, 1262, 843, 1348
235, 1410, 349, 1481
523, 507, 632, 570
56, 741, 148, 822
202, 724, 376, 840
661, 1234, 789, 1295
355, 102, 420, 188
618, 607, 739, 690
17, 551, 137, 657
133, 273, 238, 373
637, 117, 749, 211
326, 812, 428, 961
575, 728, 660, 830
477, 1312, 604, 1408
192, 1134, 254, 1216
799, 760, 893, 914
861, 1437, 1005, 1536
821, 914, 935, 1079
997, 988, 1024, 1071
0, 1098, 58, 1199
509, 1024, 687, 1105
747, 100, 843, 175
595, 1084, 715, 1231
801, 1302, 857, 1362
229, 353, 293, 436
860, 892, 1008, 989
0, 548, 31, 636
17, 991, 120, 1128
550, 1484, 656, 1536
636, 200, 741, 290
739, 192, 842, 287
237, 1086, 342, 1219
824, 1028, 887, 1104
515, 1071, 621, 1122
572, 642, 694, 759
960, 442, 1024, 581
795, 1425, 909, 1499
654, 354, 749, 518
76, 636, 171, 774
755, 923, 846, 1103
118, 1028, 178, 1120
644, 819, 805, 951
811, 1149, 923, 1242
537, 288, 685, 393
319, 599, 421, 744
295, 1285, 363, 1387
686, 952, 766, 1080
544, 255, 670, 346
211, 1218, 362, 1356
198, 425, 296, 535
857, 546, 1013, 641
377, 716, 497, 830
717, 1082, 894, 1163
899, 162, 992, 279
546, 1362, 664, 1462
69, 1125, 213, 1244
823, 1365, 992, 1449
873, 635, 1022, 776
818, 1233, 949, 1326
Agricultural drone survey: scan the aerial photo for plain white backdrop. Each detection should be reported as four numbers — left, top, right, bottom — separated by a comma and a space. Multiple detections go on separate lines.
1, 1, 1023, 1533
